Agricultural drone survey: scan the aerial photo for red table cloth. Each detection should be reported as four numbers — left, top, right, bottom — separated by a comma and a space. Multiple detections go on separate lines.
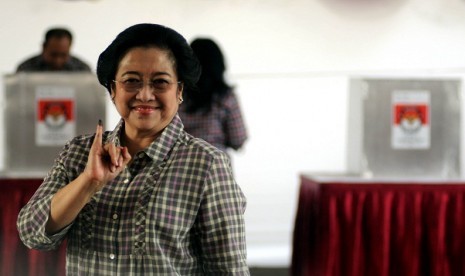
0, 178, 65, 276
291, 175, 465, 276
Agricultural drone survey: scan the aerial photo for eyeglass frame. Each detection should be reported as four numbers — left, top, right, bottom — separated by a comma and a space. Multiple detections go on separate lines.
112, 79, 182, 93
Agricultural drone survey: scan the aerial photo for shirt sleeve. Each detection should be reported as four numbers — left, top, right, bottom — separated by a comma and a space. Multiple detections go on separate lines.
16, 141, 74, 251
223, 91, 248, 150
197, 151, 250, 275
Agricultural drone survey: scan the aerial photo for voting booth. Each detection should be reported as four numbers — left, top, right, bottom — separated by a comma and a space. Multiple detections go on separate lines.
347, 77, 462, 179
1, 73, 107, 177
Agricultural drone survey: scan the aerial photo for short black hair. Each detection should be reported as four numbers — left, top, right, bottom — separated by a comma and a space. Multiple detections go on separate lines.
96, 23, 201, 95
44, 28, 73, 44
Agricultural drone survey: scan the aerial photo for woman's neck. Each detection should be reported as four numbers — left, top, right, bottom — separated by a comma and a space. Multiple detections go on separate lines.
121, 131, 158, 157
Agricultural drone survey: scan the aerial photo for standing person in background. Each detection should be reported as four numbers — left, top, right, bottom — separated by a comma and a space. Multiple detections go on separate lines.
178, 38, 247, 154
17, 23, 249, 275
16, 27, 91, 72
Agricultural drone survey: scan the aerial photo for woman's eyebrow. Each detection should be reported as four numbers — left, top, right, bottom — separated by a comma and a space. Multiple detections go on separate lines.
152, 72, 173, 78
120, 71, 142, 77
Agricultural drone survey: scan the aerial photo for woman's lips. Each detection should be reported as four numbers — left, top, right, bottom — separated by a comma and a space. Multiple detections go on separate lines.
133, 105, 156, 114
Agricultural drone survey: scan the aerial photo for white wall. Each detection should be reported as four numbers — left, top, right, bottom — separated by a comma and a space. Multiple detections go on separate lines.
2, 0, 465, 267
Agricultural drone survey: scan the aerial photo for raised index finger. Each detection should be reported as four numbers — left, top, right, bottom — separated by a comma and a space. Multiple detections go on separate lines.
92, 119, 103, 148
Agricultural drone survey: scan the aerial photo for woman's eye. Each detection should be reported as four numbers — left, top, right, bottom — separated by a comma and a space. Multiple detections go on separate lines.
152, 79, 171, 89
124, 78, 141, 84
152, 79, 169, 85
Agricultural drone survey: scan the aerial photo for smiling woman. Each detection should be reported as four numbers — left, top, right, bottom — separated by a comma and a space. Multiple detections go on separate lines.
110, 46, 183, 151
17, 23, 250, 275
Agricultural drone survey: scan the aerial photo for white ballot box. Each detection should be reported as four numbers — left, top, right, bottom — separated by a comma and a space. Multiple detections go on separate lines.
348, 77, 462, 179
1, 73, 108, 178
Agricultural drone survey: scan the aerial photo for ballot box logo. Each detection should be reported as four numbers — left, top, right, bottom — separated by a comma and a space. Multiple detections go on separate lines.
395, 104, 428, 134
36, 98, 76, 146
38, 100, 74, 129
391, 90, 430, 150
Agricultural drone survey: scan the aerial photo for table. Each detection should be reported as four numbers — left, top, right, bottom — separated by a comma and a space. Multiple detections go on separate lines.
291, 175, 465, 276
0, 178, 65, 276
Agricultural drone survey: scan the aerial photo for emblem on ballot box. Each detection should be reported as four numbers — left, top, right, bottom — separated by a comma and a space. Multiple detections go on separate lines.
36, 86, 76, 146
42, 102, 69, 129
391, 90, 430, 150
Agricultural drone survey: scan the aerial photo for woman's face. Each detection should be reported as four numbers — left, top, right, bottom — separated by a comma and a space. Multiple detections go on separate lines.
111, 46, 182, 138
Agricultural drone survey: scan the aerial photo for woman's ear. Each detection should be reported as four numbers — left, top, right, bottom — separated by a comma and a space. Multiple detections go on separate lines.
177, 82, 184, 104
110, 83, 116, 103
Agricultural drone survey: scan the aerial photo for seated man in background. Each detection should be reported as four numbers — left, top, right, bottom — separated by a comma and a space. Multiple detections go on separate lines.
16, 27, 91, 72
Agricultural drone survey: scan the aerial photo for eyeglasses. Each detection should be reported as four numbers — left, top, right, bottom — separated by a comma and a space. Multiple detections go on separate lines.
113, 79, 181, 93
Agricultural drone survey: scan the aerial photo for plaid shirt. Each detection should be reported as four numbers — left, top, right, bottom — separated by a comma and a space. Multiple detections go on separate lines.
17, 114, 249, 275
178, 90, 247, 152
16, 54, 91, 72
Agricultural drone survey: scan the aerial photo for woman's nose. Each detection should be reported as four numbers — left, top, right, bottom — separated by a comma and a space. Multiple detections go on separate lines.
136, 84, 155, 101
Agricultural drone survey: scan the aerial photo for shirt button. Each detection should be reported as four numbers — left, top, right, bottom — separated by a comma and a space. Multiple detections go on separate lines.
112, 213, 118, 220
109, 253, 116, 260
123, 179, 129, 184
138, 152, 145, 158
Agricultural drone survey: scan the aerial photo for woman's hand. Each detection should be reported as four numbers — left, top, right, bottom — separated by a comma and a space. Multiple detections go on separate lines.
84, 120, 131, 193
46, 120, 132, 234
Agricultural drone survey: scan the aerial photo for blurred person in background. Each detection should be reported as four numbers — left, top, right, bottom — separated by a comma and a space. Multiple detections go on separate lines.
16, 27, 91, 72
178, 38, 247, 155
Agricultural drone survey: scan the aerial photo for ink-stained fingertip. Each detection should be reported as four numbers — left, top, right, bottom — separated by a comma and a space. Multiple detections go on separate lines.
98, 119, 103, 127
